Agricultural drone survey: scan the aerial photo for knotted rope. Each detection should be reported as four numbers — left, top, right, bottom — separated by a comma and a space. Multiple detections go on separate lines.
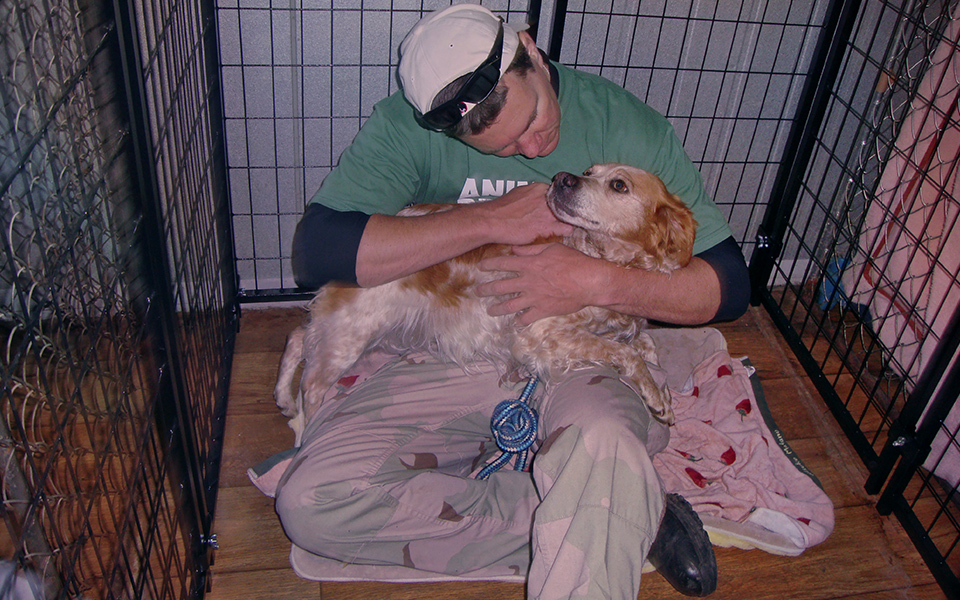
476, 377, 540, 480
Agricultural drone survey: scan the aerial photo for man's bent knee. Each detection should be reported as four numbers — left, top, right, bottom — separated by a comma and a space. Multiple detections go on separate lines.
275, 466, 381, 553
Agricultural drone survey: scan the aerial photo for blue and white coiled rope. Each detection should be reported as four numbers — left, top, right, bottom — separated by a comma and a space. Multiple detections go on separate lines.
476, 377, 540, 480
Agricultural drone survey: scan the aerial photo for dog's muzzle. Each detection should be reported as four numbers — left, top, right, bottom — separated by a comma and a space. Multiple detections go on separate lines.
552, 171, 580, 190
547, 172, 582, 220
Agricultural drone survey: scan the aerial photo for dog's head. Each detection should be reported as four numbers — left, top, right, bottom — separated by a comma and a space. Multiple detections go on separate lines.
546, 164, 697, 272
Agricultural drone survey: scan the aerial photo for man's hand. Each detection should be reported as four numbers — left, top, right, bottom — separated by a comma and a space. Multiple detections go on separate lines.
356, 182, 571, 287
476, 242, 600, 326
479, 245, 725, 326
478, 183, 574, 246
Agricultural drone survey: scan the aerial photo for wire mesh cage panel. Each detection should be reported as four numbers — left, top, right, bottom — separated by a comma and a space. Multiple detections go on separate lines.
221, 0, 841, 300
217, 0, 536, 299
527, 0, 833, 266
2, 0, 235, 598
750, 0, 960, 594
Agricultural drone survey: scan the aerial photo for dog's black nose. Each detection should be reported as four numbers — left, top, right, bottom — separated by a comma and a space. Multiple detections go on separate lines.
553, 172, 579, 189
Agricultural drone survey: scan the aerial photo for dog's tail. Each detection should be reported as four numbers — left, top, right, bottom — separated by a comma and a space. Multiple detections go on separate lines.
275, 326, 305, 418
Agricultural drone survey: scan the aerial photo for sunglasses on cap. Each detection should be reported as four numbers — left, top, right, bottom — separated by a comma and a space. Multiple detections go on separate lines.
416, 19, 505, 132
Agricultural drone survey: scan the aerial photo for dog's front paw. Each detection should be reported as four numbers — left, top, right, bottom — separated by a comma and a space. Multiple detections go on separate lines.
643, 382, 675, 426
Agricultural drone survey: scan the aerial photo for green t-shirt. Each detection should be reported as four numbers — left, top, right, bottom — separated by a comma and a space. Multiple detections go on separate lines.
309, 62, 732, 255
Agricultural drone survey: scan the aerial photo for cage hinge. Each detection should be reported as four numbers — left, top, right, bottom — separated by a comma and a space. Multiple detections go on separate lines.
756, 234, 771, 249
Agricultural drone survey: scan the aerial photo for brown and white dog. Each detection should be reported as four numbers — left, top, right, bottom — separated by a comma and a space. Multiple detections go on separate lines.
276, 164, 696, 431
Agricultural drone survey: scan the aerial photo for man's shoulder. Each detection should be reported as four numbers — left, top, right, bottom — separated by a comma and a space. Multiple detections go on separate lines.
556, 62, 622, 90
346, 90, 439, 158
373, 89, 414, 112
556, 62, 668, 128
365, 90, 423, 132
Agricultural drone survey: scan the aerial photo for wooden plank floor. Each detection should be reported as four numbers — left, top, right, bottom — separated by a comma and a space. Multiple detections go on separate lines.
206, 306, 946, 600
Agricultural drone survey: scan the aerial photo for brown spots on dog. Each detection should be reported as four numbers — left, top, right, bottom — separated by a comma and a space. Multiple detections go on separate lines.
650, 199, 696, 267
444, 272, 474, 304
456, 243, 502, 266
612, 195, 695, 271
402, 262, 468, 308
400, 453, 439, 470
403, 260, 450, 293
401, 244, 509, 308
320, 285, 361, 312
532, 234, 564, 245
438, 502, 465, 522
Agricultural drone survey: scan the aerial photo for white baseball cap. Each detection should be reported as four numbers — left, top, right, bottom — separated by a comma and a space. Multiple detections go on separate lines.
398, 4, 528, 117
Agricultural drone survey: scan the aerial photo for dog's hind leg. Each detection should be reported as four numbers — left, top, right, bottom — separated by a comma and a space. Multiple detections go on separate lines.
299, 321, 378, 421
516, 331, 675, 425
275, 325, 306, 417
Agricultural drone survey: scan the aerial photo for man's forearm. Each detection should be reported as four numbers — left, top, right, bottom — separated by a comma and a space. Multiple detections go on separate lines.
592, 256, 722, 325
355, 182, 573, 287
355, 209, 494, 287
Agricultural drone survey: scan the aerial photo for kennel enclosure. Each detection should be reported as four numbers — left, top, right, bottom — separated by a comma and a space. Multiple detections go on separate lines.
2, 0, 235, 597
4, 0, 960, 597
748, 0, 960, 593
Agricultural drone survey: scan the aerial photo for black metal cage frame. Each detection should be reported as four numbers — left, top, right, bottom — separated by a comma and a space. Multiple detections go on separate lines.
4, 0, 960, 598
750, 0, 960, 595
2, 0, 236, 597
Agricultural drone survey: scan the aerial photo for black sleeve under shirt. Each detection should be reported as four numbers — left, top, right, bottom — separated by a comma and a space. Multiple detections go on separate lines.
697, 235, 750, 323
291, 203, 369, 289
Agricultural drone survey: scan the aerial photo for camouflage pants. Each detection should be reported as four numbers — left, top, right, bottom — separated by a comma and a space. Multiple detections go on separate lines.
275, 351, 669, 600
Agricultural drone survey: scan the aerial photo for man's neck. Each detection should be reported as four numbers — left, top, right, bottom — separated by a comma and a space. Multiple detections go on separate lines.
539, 49, 560, 97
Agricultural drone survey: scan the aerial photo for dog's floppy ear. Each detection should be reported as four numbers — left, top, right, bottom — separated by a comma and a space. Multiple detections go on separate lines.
643, 194, 697, 271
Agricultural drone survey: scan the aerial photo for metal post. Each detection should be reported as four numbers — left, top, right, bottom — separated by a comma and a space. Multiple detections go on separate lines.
196, 0, 240, 592
547, 0, 568, 61
871, 300, 960, 502
748, 0, 862, 302
108, 0, 208, 594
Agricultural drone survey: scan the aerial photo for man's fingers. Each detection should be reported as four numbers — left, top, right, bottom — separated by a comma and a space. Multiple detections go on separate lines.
478, 255, 518, 273
514, 307, 544, 327
509, 243, 551, 256
479, 244, 552, 272
475, 274, 525, 297
485, 296, 527, 317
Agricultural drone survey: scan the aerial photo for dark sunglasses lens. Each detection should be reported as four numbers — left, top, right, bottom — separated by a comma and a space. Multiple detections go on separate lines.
419, 68, 497, 130
459, 62, 500, 103
418, 104, 463, 130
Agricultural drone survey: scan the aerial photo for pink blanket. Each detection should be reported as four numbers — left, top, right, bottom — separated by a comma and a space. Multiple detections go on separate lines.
652, 351, 834, 554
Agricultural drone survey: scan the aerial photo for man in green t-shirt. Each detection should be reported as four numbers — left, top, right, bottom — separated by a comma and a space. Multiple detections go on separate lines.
278, 5, 748, 598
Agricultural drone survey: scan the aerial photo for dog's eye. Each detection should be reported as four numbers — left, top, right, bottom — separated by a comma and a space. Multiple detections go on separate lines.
611, 179, 628, 193
583, 168, 593, 176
